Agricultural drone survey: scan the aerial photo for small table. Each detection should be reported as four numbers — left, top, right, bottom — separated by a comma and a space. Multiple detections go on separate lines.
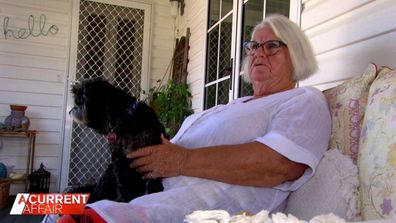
0, 130, 38, 191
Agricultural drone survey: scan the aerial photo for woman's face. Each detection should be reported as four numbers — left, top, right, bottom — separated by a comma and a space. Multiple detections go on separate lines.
248, 26, 295, 96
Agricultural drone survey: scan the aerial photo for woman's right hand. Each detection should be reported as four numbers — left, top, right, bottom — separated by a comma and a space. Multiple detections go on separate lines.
127, 136, 189, 179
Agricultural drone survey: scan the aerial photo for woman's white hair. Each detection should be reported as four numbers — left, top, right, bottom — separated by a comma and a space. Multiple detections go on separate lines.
243, 14, 317, 82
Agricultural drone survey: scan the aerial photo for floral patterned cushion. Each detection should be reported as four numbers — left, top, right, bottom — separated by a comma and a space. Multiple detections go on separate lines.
358, 66, 395, 220
323, 63, 377, 163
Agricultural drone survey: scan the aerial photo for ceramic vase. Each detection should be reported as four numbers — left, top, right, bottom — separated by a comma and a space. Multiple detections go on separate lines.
4, 104, 30, 130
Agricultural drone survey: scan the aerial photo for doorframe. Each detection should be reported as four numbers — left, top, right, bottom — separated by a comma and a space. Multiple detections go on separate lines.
59, 0, 152, 192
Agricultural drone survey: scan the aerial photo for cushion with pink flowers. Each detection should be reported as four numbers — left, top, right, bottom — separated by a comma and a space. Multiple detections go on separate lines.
323, 63, 377, 163
358, 66, 396, 220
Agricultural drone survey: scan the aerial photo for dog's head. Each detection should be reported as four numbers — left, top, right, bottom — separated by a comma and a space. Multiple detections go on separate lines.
69, 78, 136, 134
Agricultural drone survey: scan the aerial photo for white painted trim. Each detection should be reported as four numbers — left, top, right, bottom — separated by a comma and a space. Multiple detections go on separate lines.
200, 0, 209, 112
57, 0, 73, 193
263, 0, 267, 20
289, 0, 302, 25
229, 0, 238, 102
208, 10, 234, 33
204, 75, 231, 87
233, 0, 244, 100
60, 0, 81, 192
140, 3, 152, 100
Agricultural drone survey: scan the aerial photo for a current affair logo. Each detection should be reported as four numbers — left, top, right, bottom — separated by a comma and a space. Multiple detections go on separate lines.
10, 193, 89, 215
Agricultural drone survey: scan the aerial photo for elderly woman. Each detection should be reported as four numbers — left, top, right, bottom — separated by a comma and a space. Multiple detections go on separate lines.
59, 14, 331, 223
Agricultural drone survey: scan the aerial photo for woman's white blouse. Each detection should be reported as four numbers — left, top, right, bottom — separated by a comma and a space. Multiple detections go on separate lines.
89, 87, 331, 223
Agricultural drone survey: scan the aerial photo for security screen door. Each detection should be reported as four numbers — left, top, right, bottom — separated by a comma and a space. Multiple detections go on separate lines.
65, 0, 150, 188
204, 0, 292, 109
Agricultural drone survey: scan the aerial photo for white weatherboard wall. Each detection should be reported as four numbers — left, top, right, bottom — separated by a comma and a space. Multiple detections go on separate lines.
0, 0, 176, 194
178, 0, 396, 107
175, 0, 396, 111
175, 0, 207, 112
299, 0, 396, 89
0, 0, 72, 194
149, 0, 178, 89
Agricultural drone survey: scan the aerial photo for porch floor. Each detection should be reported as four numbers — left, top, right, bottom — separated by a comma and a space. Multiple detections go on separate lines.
0, 196, 44, 223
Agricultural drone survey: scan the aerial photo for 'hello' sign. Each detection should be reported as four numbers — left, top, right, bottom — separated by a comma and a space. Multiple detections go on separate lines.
3, 14, 59, 40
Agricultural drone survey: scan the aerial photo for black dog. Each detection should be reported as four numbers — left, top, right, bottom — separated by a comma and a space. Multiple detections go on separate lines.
69, 78, 164, 203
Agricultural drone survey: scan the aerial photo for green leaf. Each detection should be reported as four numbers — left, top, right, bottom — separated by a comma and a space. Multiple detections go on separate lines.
147, 81, 193, 138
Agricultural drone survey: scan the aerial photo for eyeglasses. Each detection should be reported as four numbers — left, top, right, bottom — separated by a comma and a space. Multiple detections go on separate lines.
243, 40, 287, 56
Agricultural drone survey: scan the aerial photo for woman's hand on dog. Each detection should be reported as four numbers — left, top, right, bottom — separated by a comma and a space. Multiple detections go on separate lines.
127, 135, 189, 179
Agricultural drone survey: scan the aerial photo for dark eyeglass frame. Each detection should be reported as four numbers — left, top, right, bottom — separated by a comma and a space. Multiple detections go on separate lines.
243, 40, 287, 56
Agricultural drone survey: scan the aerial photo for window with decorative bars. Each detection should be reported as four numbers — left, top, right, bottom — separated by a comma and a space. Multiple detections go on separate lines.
204, 0, 291, 110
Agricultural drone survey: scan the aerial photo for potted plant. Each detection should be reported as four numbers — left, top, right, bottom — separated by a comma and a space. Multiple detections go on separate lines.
147, 30, 192, 137
147, 81, 193, 138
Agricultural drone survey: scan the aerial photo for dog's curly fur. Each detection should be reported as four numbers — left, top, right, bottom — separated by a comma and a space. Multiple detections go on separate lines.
69, 78, 164, 203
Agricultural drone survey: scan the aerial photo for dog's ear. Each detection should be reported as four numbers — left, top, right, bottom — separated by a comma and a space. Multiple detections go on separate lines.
70, 81, 86, 108
71, 84, 76, 94
71, 82, 80, 95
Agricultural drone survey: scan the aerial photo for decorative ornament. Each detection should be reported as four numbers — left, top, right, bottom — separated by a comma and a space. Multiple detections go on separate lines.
4, 104, 30, 131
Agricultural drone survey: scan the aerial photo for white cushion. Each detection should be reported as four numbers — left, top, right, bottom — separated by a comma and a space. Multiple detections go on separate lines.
284, 149, 360, 221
